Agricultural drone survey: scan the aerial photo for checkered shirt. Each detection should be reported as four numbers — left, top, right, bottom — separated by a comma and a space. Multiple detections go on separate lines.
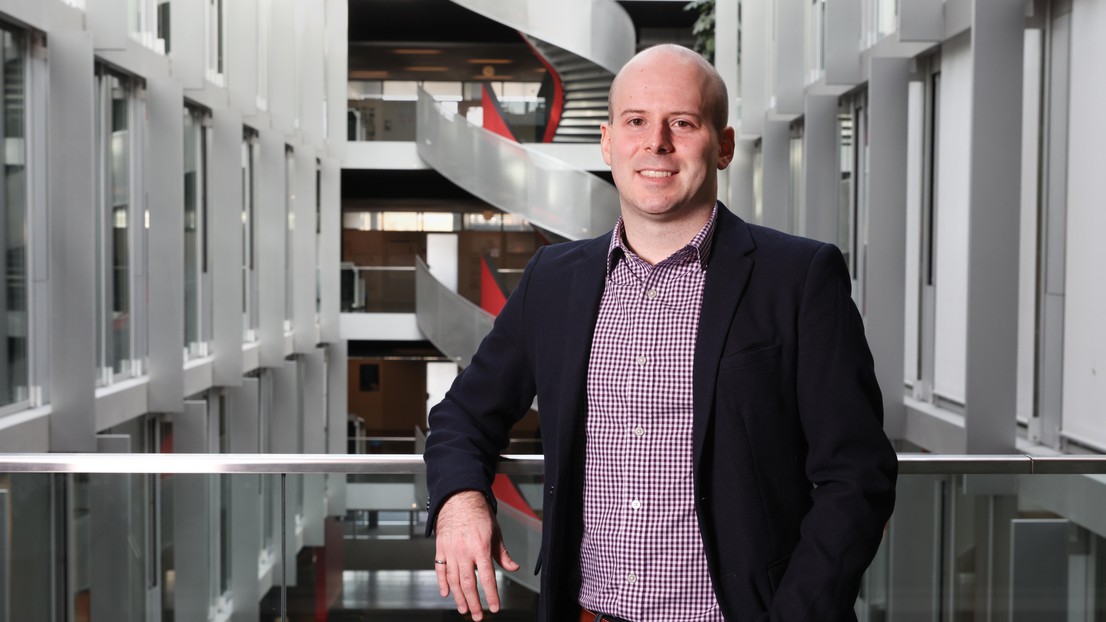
578, 206, 724, 622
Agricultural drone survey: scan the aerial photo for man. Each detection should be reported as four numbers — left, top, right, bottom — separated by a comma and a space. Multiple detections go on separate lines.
424, 44, 897, 622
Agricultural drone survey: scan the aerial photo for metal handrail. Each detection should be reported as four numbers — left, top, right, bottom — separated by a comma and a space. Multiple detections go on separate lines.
0, 453, 1105, 475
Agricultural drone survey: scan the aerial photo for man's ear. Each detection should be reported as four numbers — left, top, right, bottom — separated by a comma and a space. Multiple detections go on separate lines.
717, 126, 736, 170
600, 123, 613, 166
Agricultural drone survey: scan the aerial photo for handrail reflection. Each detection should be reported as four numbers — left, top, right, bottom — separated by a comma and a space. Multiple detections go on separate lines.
0, 453, 1105, 474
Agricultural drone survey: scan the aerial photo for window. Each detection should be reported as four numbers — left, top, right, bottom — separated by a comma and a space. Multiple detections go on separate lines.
204, 0, 226, 85
284, 147, 294, 331
128, 0, 169, 53
242, 131, 259, 342
95, 67, 140, 383
184, 105, 212, 359
0, 25, 28, 408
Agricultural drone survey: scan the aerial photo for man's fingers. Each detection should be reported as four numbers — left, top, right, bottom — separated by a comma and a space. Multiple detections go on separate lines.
476, 558, 501, 613
457, 563, 484, 620
446, 562, 469, 614
494, 540, 520, 572
433, 553, 449, 597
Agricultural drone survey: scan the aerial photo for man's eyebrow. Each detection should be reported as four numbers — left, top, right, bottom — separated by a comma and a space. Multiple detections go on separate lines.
618, 109, 704, 119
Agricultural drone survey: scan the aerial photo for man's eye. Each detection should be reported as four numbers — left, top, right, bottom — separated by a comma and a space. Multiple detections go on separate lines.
673, 120, 692, 128
628, 118, 644, 126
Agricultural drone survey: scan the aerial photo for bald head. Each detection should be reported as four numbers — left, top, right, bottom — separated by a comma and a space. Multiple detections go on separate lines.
608, 44, 729, 133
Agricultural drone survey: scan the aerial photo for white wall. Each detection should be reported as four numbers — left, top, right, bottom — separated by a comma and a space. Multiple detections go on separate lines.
1061, 0, 1106, 448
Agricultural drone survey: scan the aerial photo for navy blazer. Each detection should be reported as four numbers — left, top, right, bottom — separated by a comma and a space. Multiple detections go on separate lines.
425, 205, 897, 621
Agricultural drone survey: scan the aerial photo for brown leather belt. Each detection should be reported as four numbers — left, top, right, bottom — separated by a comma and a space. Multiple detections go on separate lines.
579, 606, 629, 622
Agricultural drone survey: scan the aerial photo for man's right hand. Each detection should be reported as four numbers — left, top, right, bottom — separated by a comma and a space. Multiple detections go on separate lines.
433, 490, 520, 621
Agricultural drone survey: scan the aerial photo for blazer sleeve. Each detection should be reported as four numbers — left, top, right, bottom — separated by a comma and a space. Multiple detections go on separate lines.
768, 242, 898, 620
422, 246, 543, 535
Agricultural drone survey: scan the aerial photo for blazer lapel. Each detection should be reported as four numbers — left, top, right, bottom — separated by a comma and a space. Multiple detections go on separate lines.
692, 207, 756, 471
552, 235, 610, 464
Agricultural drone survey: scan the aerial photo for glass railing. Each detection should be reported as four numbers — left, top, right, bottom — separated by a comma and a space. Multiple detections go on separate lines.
3, 454, 1106, 620
449, 0, 635, 75
416, 88, 620, 241
340, 264, 417, 313
415, 257, 495, 368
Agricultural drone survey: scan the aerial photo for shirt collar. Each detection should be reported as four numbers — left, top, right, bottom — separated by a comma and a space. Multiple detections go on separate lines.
605, 203, 719, 275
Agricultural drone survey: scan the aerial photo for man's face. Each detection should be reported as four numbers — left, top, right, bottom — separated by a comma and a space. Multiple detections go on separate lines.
601, 52, 735, 224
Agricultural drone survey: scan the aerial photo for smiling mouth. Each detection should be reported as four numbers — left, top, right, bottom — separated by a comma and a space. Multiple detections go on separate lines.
639, 170, 674, 178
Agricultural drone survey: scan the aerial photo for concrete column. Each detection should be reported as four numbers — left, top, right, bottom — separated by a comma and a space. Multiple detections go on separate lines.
146, 78, 185, 413
739, 0, 767, 138
964, 0, 1025, 453
774, 0, 805, 114
761, 120, 792, 232
297, 0, 325, 148
802, 95, 840, 244
326, 341, 348, 456
169, 0, 205, 90
293, 149, 318, 354
212, 108, 244, 386
227, 377, 261, 453
825, 0, 862, 85
268, 0, 297, 133
727, 139, 758, 220
48, 31, 96, 452
227, 0, 258, 114
318, 158, 341, 344
258, 130, 287, 368
900, 0, 945, 41
867, 58, 910, 440
325, 0, 349, 158
173, 400, 211, 620
86, 0, 127, 50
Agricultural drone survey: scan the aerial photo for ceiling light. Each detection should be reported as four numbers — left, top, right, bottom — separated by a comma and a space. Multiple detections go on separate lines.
406, 66, 449, 72
393, 48, 442, 55
466, 58, 513, 65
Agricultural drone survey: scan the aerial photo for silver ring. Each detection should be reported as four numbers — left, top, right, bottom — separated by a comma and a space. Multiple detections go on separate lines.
434, 559, 447, 565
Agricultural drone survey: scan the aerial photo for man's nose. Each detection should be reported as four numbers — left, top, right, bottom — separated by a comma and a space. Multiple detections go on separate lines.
647, 124, 673, 153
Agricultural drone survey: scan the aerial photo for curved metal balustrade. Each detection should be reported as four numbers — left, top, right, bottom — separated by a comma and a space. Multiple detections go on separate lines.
449, 0, 634, 76
416, 89, 620, 241
415, 257, 495, 368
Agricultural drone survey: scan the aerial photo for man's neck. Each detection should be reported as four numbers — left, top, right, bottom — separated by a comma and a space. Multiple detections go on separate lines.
620, 204, 715, 265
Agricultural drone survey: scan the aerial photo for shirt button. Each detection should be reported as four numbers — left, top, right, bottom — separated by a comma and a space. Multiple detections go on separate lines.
626, 573, 638, 584
630, 499, 641, 510
646, 288, 658, 299
633, 426, 645, 437
635, 355, 647, 367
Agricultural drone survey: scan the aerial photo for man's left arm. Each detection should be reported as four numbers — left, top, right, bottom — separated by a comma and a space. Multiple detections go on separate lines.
769, 242, 898, 621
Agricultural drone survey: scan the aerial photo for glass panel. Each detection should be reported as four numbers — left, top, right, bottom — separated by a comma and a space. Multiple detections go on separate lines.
8, 463, 1106, 620
158, 0, 171, 53
0, 27, 28, 406
285, 149, 294, 328
1, 475, 54, 619
863, 472, 1106, 619
340, 266, 416, 313
242, 134, 259, 341
183, 108, 203, 356
100, 72, 132, 378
